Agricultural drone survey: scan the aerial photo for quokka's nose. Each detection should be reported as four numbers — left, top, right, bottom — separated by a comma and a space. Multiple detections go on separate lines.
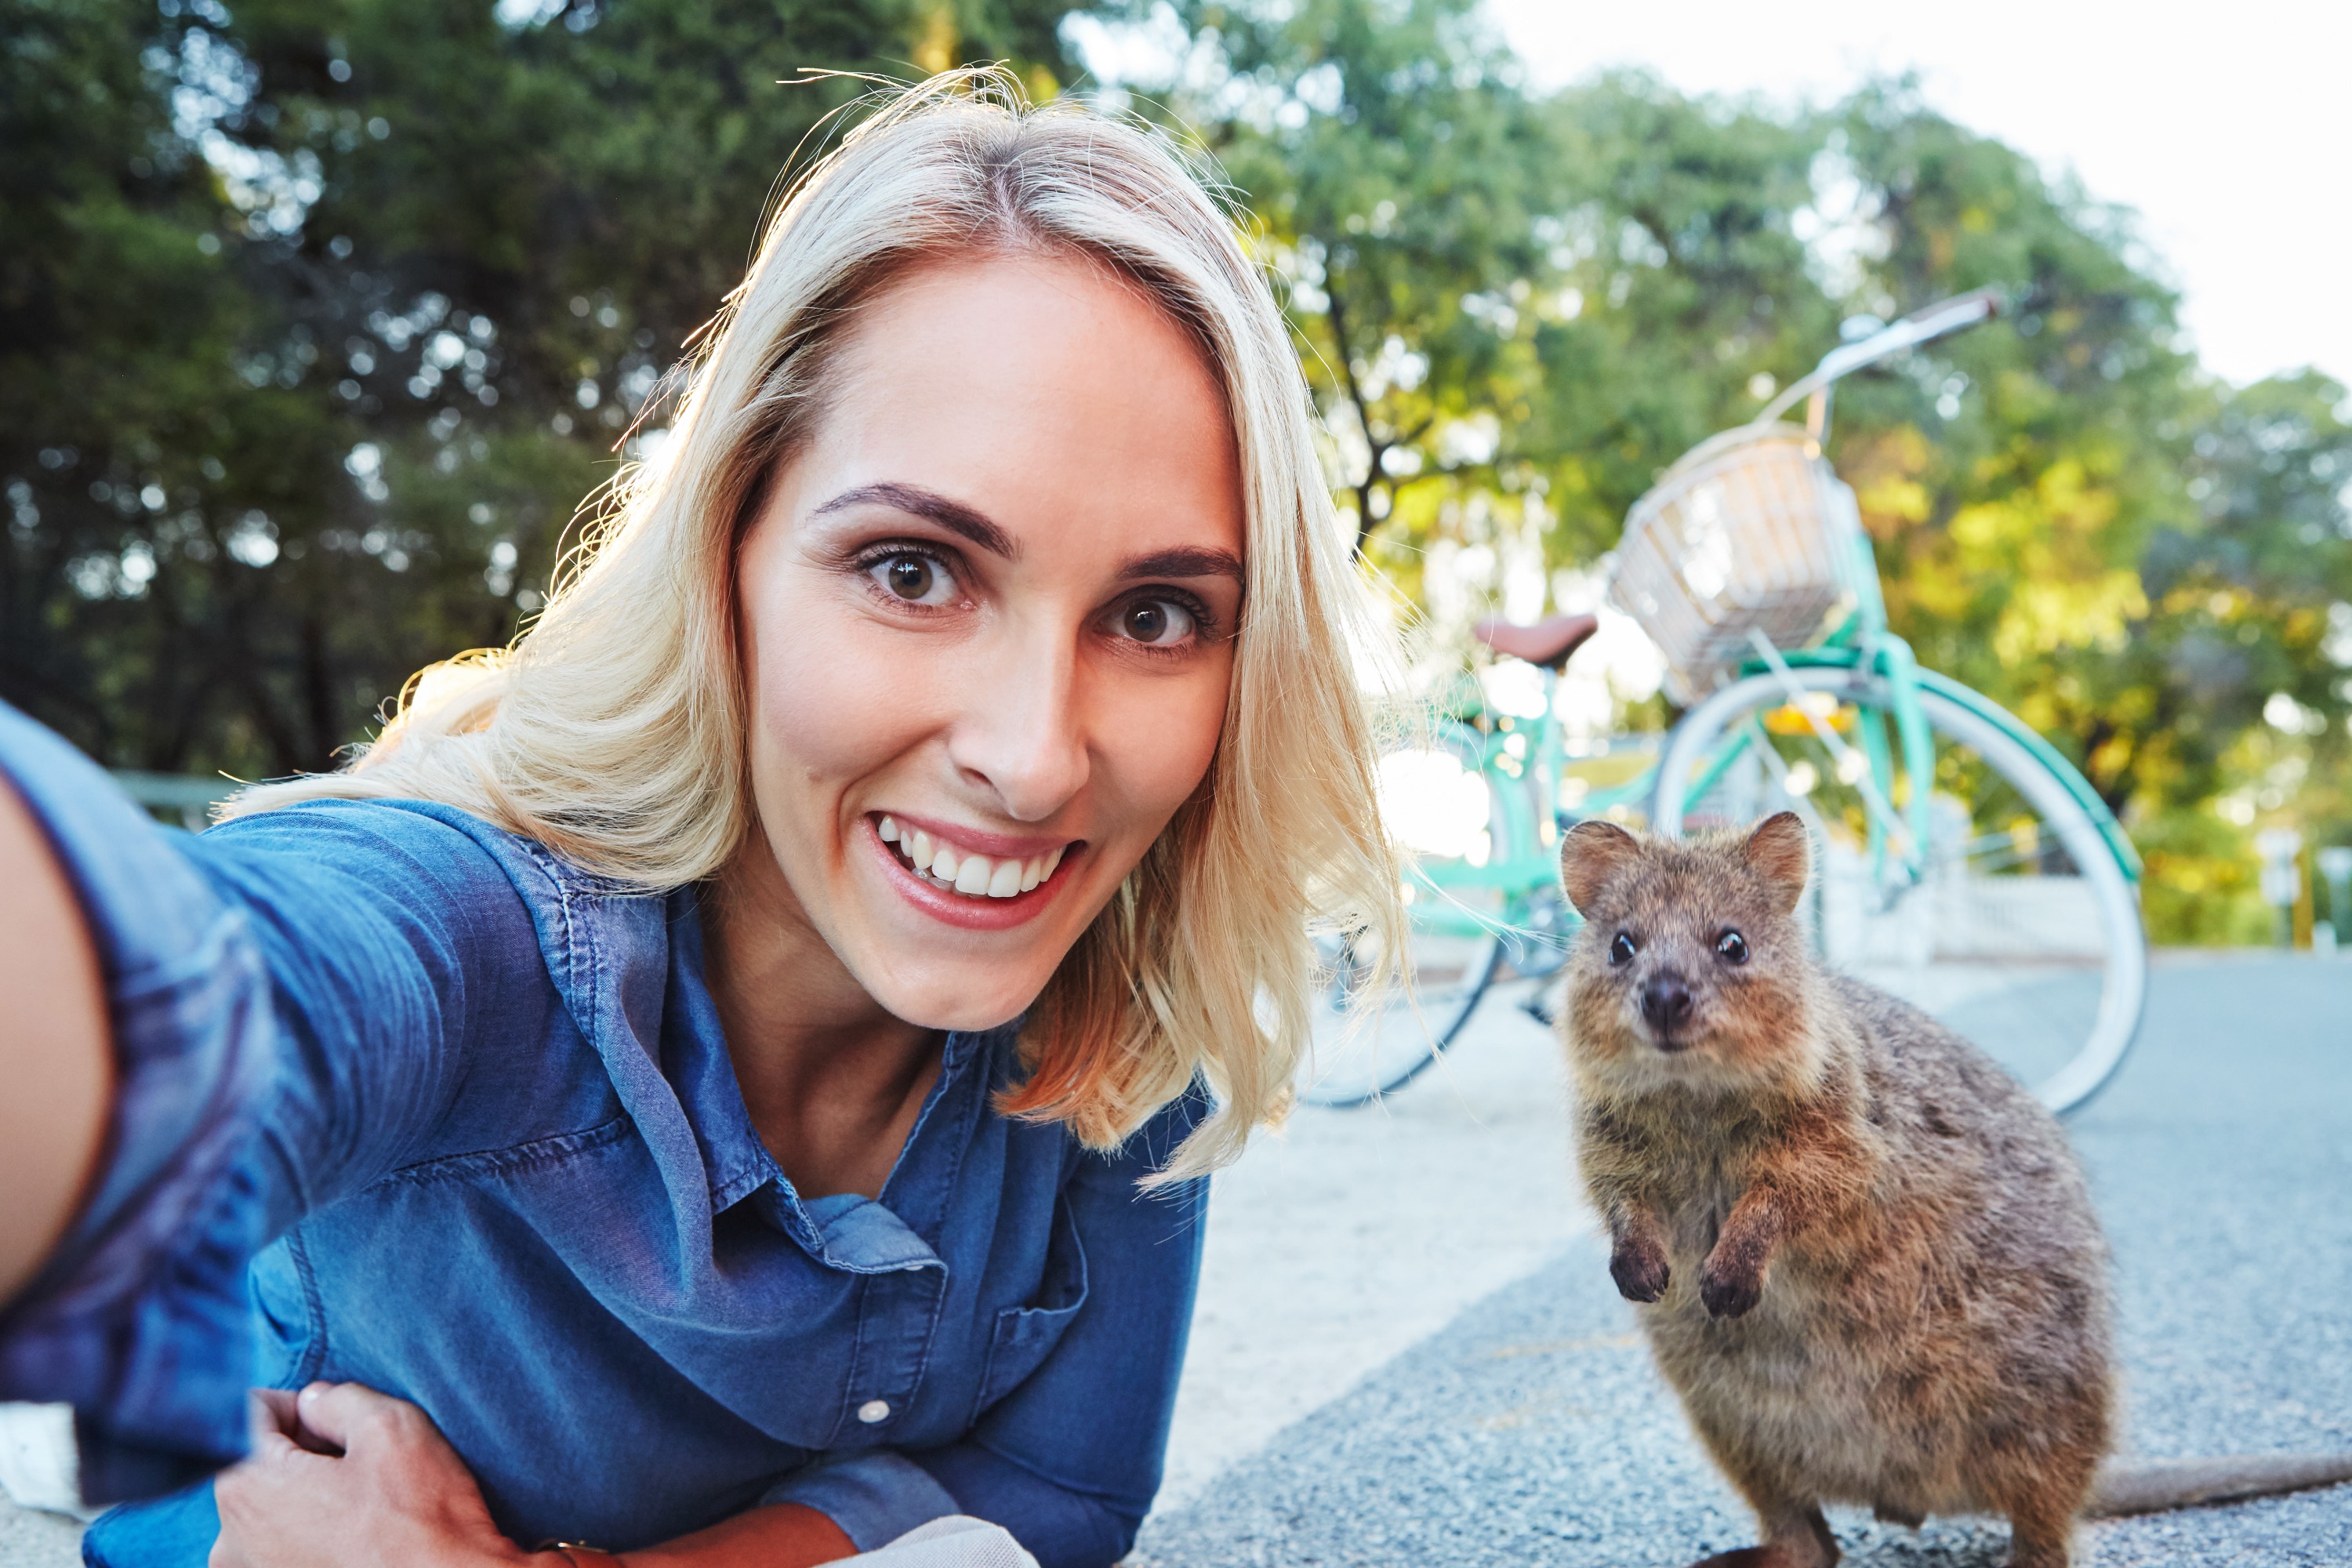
1640, 974, 1693, 1035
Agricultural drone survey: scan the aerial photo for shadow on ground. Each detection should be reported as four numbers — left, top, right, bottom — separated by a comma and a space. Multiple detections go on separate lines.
1136, 956, 2352, 1567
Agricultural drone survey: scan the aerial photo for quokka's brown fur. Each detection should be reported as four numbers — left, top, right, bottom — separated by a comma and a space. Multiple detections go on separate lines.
1558, 813, 2111, 1568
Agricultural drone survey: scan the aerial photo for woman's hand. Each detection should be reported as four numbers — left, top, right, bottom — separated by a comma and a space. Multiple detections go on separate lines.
212, 1382, 528, 1568
211, 1381, 860, 1568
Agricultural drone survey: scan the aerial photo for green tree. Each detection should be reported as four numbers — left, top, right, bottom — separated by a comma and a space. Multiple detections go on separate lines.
1158, 0, 1554, 553
1119, 0, 1831, 586
16, 0, 2352, 941
2, 0, 278, 768
1813, 90, 2352, 935
2, 0, 1076, 779
1102, 10, 2352, 940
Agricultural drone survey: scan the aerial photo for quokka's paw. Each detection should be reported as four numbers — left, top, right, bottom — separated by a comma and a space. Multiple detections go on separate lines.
1609, 1241, 1670, 1303
1698, 1258, 1763, 1319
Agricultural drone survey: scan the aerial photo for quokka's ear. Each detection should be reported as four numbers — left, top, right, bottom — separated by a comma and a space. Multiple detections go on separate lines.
1742, 811, 1811, 915
1559, 818, 1642, 914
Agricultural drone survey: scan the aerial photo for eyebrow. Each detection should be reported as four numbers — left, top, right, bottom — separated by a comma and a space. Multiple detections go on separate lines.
812, 481, 1018, 560
1121, 546, 1245, 583
813, 481, 1245, 585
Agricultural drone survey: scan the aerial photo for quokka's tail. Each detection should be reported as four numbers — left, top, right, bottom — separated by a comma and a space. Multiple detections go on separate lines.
2086, 1453, 2352, 1517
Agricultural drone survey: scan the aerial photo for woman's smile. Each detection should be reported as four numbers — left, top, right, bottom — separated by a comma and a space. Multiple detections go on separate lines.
868, 811, 1083, 929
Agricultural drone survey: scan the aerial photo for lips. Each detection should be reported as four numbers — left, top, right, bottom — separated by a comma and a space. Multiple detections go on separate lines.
879, 814, 1065, 898
866, 813, 1081, 931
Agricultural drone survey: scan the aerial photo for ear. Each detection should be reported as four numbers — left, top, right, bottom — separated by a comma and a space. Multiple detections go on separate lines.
1559, 819, 1642, 914
1742, 811, 1811, 916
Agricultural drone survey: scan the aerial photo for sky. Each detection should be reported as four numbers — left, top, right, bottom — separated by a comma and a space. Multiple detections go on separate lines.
1485, 0, 2349, 390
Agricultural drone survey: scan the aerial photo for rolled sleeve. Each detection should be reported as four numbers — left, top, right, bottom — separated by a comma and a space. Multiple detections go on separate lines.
761, 1449, 964, 1552
0, 702, 276, 1500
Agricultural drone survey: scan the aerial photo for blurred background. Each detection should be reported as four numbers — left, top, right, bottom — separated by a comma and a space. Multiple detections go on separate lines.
5, 0, 2348, 946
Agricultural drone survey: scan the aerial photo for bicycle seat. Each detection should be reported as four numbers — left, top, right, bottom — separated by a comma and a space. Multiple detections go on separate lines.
1472, 612, 1599, 670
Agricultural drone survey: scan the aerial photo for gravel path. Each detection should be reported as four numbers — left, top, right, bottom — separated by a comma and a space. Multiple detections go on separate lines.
1135, 953, 2352, 1566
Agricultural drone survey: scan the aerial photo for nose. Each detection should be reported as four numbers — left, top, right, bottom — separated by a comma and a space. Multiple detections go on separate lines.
1639, 973, 1693, 1039
946, 620, 1091, 822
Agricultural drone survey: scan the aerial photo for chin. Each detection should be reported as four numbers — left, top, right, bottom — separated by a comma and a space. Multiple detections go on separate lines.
869, 967, 1050, 1035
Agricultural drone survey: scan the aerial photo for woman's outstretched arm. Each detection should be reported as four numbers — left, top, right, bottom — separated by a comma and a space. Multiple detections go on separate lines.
0, 774, 111, 1306
0, 699, 531, 1504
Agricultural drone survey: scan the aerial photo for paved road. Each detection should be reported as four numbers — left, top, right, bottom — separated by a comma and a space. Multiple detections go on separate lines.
10, 954, 2346, 1565
1160, 985, 1581, 1504
1135, 953, 2352, 1567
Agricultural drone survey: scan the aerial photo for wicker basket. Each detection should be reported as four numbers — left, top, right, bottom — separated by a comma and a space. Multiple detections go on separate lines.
1607, 423, 1864, 702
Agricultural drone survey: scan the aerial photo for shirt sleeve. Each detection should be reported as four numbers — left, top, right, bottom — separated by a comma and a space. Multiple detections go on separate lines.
757, 1450, 965, 1552
0, 702, 523, 1502
906, 1094, 1210, 1568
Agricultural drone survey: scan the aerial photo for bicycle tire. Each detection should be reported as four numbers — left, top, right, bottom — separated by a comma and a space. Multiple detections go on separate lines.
1300, 720, 1517, 1109
1650, 666, 2146, 1116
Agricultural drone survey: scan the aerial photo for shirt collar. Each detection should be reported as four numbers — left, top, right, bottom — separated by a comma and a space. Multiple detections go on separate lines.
662, 888, 1011, 1269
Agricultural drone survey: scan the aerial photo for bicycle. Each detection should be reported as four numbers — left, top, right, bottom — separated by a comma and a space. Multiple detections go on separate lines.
1306, 290, 2148, 1116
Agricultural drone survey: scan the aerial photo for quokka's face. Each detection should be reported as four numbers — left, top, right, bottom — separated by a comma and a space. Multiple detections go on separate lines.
1558, 814, 1816, 1094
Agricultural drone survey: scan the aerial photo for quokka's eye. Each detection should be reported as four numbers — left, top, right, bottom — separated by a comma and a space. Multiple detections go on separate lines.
1716, 929, 1749, 964
1609, 931, 1637, 967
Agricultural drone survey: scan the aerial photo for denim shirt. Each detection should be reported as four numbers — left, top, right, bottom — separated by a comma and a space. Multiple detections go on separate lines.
0, 703, 1207, 1568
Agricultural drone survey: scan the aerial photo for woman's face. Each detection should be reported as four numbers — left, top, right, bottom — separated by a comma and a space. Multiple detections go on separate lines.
734, 252, 1245, 1031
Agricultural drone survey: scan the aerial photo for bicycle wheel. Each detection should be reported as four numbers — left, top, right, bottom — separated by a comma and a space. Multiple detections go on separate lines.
1650, 666, 2145, 1115
1299, 721, 1517, 1108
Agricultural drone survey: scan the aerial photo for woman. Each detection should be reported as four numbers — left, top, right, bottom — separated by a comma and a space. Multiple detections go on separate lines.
0, 75, 1399, 1567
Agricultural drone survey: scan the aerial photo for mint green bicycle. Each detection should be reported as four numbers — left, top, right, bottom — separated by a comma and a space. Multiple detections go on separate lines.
1308, 292, 2147, 1114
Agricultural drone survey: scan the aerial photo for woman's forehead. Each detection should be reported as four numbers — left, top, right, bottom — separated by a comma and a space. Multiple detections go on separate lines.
792, 251, 1247, 568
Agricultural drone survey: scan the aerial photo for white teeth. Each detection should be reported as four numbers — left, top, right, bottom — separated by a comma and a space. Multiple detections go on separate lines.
885, 826, 1073, 899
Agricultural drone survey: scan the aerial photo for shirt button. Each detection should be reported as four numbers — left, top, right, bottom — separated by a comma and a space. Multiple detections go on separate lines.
857, 1399, 891, 1425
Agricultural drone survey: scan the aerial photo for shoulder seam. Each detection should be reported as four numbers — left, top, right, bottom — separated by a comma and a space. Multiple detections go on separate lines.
376, 1112, 633, 1190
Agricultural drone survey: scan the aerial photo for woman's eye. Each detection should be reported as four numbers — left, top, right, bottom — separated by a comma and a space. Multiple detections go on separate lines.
869, 553, 956, 607
1114, 597, 1196, 647
1609, 931, 1637, 967
1716, 929, 1749, 964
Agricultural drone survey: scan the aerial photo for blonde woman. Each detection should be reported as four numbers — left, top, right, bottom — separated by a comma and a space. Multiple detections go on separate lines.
0, 76, 1398, 1568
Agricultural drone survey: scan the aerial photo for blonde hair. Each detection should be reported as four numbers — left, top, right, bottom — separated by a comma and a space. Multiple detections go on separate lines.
227, 71, 1403, 1178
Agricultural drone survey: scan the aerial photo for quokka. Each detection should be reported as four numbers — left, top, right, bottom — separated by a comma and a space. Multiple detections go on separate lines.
1556, 812, 2352, 1568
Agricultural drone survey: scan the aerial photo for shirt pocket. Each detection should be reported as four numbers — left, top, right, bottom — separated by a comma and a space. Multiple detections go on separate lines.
971, 1200, 1090, 1421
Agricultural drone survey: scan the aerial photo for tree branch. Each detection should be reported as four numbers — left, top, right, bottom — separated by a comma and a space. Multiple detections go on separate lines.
1323, 285, 1388, 552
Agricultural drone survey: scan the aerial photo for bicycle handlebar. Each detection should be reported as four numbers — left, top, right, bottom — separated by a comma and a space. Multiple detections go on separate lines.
1756, 287, 2002, 427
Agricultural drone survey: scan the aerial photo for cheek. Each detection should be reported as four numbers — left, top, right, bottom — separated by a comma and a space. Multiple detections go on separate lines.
1091, 659, 1232, 826
755, 632, 905, 776
1564, 966, 1641, 1052
1705, 971, 1800, 1061
740, 572, 931, 844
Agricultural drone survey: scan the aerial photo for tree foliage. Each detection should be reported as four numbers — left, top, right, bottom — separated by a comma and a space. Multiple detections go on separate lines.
2, 0, 1072, 777
13, 0, 2352, 939
1097, 0, 2352, 939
